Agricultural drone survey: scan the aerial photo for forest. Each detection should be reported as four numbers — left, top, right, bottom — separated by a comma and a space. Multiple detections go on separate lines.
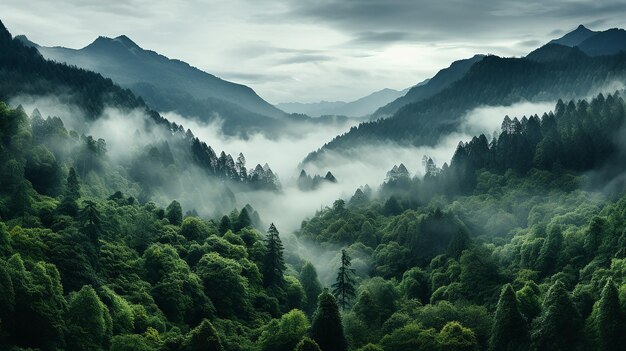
3, 13, 626, 351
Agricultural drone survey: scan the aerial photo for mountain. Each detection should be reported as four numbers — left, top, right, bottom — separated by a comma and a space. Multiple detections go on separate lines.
0, 21, 280, 197
17, 34, 288, 134
578, 28, 626, 56
372, 54, 485, 117
277, 86, 413, 117
546, 25, 626, 57
549, 24, 598, 47
525, 43, 588, 63
305, 49, 626, 164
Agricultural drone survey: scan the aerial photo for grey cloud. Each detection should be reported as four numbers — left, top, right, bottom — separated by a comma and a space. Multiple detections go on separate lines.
347, 31, 414, 46
278, 54, 334, 65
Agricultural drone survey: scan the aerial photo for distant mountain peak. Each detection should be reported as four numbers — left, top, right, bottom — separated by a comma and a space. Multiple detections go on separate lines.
549, 25, 597, 47
85, 35, 141, 51
15, 34, 39, 48
113, 35, 141, 49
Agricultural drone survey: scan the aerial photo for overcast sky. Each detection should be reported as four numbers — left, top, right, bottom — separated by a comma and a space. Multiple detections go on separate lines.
3, 0, 626, 104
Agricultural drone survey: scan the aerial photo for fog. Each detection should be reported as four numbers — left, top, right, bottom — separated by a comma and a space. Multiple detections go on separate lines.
161, 100, 560, 235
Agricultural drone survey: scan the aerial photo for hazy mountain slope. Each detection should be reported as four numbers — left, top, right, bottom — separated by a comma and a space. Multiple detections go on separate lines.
373, 55, 485, 117
304, 51, 626, 164
0, 21, 279, 192
44, 35, 283, 116
549, 24, 598, 47
578, 28, 626, 56
526, 43, 588, 63
17, 34, 287, 132
277, 86, 413, 117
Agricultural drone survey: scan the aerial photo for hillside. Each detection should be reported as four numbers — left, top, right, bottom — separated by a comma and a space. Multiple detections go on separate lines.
277, 87, 412, 117
372, 54, 485, 117
17, 34, 288, 134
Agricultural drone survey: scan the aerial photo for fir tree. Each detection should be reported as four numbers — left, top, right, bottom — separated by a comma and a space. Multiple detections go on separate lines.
218, 215, 231, 235
311, 289, 347, 351
596, 279, 623, 351
300, 262, 322, 315
489, 284, 529, 351
332, 249, 356, 309
531, 281, 583, 351
262, 223, 285, 288
165, 200, 183, 226
182, 319, 224, 351
80, 200, 102, 248
66, 167, 81, 200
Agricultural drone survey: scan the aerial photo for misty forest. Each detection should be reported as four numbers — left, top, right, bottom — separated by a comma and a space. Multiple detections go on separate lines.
4, 5, 626, 351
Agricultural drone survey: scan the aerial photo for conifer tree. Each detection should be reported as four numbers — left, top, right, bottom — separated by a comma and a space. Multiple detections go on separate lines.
332, 249, 356, 309
311, 289, 347, 351
596, 279, 623, 351
80, 200, 102, 248
234, 208, 251, 232
531, 281, 583, 351
300, 262, 322, 315
262, 223, 285, 288
182, 319, 224, 351
66, 167, 81, 200
218, 215, 231, 235
165, 200, 183, 226
489, 284, 529, 351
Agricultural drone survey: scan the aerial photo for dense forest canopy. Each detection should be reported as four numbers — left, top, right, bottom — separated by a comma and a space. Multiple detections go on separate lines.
3, 15, 626, 351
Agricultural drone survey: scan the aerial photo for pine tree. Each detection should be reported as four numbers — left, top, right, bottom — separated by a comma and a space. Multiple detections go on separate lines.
66, 167, 81, 200
332, 249, 356, 309
262, 223, 285, 288
234, 208, 251, 232
489, 284, 529, 351
218, 215, 231, 235
182, 319, 224, 351
300, 262, 322, 315
166, 200, 183, 226
311, 289, 347, 351
596, 279, 623, 351
531, 281, 583, 351
80, 200, 102, 248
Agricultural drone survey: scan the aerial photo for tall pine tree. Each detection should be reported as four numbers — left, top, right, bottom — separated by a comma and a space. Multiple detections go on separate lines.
489, 284, 529, 351
311, 289, 347, 351
332, 249, 356, 309
531, 280, 583, 351
596, 279, 623, 351
80, 200, 102, 248
262, 223, 285, 288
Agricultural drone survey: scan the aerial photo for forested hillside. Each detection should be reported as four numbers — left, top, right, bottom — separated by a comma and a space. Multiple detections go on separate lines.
304, 48, 626, 165
296, 92, 626, 350
4, 10, 626, 351
0, 21, 280, 208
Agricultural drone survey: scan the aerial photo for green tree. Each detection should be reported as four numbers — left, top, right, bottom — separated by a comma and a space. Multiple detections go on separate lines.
182, 319, 224, 351
218, 215, 231, 235
296, 337, 322, 351
596, 279, 623, 351
166, 200, 183, 226
262, 223, 285, 288
516, 282, 541, 323
66, 285, 112, 351
66, 167, 81, 199
311, 289, 347, 351
536, 226, 563, 276
300, 262, 323, 315
489, 284, 529, 351
332, 249, 356, 309
234, 208, 252, 232
80, 200, 103, 248
258, 309, 309, 351
437, 321, 478, 351
531, 281, 583, 351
